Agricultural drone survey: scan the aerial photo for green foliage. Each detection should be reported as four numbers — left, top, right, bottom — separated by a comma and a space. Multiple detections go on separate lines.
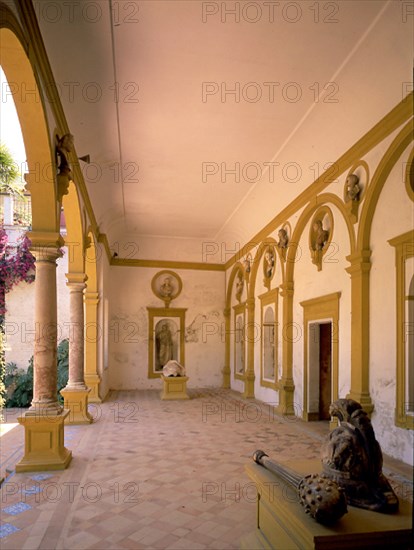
5, 339, 70, 408
57, 339, 69, 393
0, 144, 24, 196
0, 330, 5, 420
5, 361, 33, 407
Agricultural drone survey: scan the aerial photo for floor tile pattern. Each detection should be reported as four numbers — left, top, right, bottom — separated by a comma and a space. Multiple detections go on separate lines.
0, 389, 412, 549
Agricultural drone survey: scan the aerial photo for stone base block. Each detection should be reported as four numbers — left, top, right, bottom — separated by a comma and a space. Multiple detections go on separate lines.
160, 375, 190, 400
60, 387, 93, 424
84, 374, 102, 403
16, 410, 72, 473
241, 460, 413, 549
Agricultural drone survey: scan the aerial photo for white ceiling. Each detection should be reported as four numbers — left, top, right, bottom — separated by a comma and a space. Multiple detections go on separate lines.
36, 0, 389, 244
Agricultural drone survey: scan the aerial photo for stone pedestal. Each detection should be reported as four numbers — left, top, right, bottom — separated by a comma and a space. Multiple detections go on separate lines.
241, 460, 412, 550
15, 410, 72, 472
160, 375, 189, 400
60, 388, 93, 424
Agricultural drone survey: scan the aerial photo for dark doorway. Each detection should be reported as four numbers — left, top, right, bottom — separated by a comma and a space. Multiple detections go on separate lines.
318, 323, 332, 420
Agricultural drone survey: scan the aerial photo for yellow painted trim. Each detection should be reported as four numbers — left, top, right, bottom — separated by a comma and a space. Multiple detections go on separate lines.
389, 230, 414, 430
223, 263, 244, 387
62, 181, 85, 273
9, 0, 101, 248
225, 93, 413, 271
286, 193, 356, 283
84, 232, 101, 401
111, 257, 225, 271
358, 120, 413, 251
147, 307, 187, 379
247, 237, 280, 300
233, 302, 246, 381
404, 146, 414, 202
0, 18, 58, 232
151, 269, 183, 306
308, 206, 334, 272
300, 292, 341, 422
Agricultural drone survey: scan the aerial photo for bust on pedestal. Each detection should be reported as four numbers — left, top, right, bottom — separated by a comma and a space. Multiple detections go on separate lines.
160, 360, 189, 400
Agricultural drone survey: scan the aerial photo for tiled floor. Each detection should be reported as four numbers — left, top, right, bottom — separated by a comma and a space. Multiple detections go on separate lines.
0, 389, 412, 549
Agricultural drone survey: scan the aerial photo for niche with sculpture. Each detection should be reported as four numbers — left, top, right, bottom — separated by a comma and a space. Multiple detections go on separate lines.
343, 163, 368, 223
235, 269, 245, 302
276, 224, 290, 262
151, 270, 182, 308
242, 253, 252, 283
309, 208, 333, 271
263, 245, 276, 289
233, 304, 246, 379
147, 309, 186, 378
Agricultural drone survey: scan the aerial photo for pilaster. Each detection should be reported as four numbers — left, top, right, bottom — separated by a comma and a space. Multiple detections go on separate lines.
222, 307, 231, 388
276, 282, 295, 416
243, 298, 256, 398
84, 291, 102, 402
345, 249, 374, 415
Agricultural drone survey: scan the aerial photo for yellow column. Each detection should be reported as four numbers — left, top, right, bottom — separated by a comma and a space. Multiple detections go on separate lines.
60, 273, 93, 424
345, 250, 374, 415
243, 297, 255, 398
16, 238, 72, 472
276, 282, 295, 416
84, 290, 101, 402
222, 307, 231, 388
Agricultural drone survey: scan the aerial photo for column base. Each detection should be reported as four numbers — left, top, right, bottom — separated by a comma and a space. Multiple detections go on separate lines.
242, 372, 255, 399
16, 410, 72, 473
221, 365, 231, 389
60, 387, 93, 424
275, 379, 295, 416
84, 374, 102, 403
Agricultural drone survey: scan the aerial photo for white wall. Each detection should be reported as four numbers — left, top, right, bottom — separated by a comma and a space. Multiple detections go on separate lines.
108, 266, 225, 390
370, 142, 414, 465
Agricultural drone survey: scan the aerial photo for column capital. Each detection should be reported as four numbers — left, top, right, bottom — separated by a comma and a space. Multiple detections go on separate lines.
345, 249, 372, 275
27, 231, 64, 250
246, 297, 255, 311
279, 282, 294, 297
66, 272, 88, 287
84, 291, 100, 305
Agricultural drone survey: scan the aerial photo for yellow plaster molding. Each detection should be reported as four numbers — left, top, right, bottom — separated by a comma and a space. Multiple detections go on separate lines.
404, 146, 414, 202
300, 292, 341, 422
225, 93, 413, 271
111, 257, 225, 271
26, 231, 64, 248
233, 302, 246, 381
147, 307, 187, 379
65, 272, 87, 285
389, 230, 414, 430
358, 120, 413, 251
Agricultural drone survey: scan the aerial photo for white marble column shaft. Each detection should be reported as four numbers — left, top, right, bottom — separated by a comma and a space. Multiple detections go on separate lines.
30, 247, 62, 413
66, 280, 87, 389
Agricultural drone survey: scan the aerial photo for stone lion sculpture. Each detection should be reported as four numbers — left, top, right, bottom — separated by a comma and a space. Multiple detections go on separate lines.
321, 398, 398, 512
